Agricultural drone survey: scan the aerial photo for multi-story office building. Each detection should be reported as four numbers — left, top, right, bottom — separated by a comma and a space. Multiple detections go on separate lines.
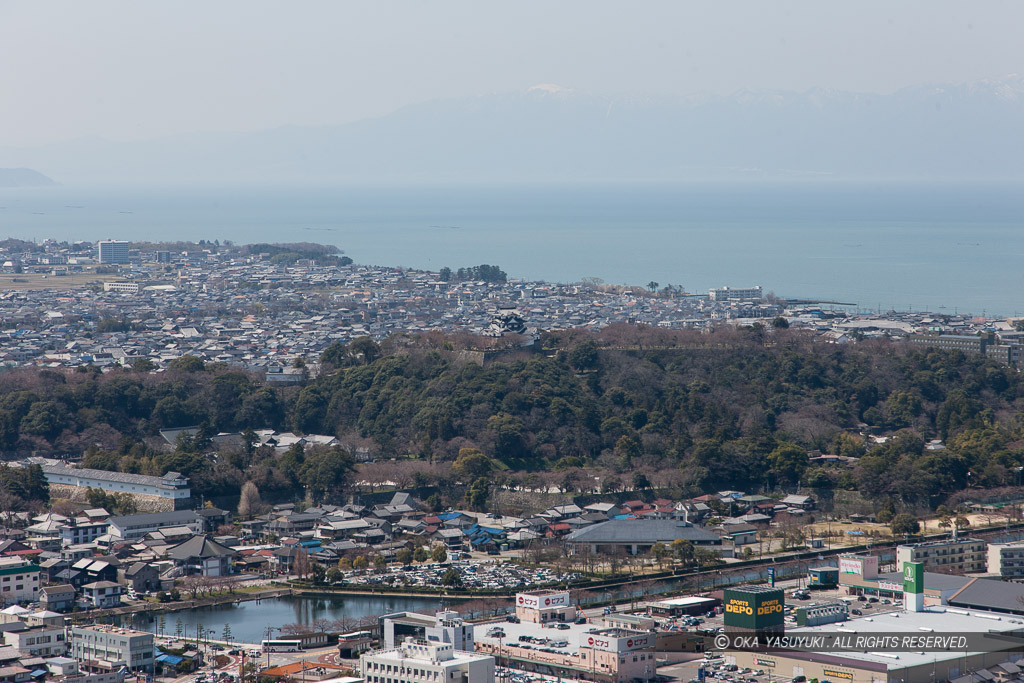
896, 537, 987, 574
360, 637, 494, 683
0, 557, 41, 603
70, 625, 154, 673
96, 241, 130, 265
381, 611, 474, 651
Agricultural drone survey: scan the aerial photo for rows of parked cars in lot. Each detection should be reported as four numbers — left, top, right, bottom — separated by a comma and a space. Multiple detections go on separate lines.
698, 655, 770, 683
705, 671, 811, 683
194, 672, 237, 683
339, 560, 580, 590
498, 667, 598, 683
496, 667, 661, 683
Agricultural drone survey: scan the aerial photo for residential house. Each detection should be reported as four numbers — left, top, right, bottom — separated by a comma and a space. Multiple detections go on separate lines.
80, 581, 121, 609
38, 586, 74, 613
37, 560, 69, 585
433, 528, 465, 551
780, 494, 816, 510
268, 512, 322, 537
70, 559, 118, 585
715, 523, 759, 546
196, 508, 232, 533
583, 503, 621, 519
119, 563, 160, 593
165, 536, 235, 577
315, 518, 371, 541
270, 546, 302, 574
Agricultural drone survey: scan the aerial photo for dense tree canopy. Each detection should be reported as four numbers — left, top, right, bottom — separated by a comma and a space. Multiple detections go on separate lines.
0, 326, 1022, 511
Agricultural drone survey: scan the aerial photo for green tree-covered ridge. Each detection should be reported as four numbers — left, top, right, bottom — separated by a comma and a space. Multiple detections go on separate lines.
1, 326, 1021, 510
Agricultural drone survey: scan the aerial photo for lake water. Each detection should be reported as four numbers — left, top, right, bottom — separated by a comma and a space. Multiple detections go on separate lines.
125, 593, 451, 645
119, 550, 870, 645
1, 181, 1022, 315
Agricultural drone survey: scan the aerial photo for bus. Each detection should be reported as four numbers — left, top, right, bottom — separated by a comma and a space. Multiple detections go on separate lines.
261, 639, 302, 652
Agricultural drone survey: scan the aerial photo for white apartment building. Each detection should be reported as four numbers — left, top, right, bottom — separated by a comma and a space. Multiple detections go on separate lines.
0, 557, 41, 603
58, 520, 110, 547
987, 541, 1024, 578
3, 624, 67, 656
102, 282, 139, 293
709, 285, 763, 301
360, 637, 494, 683
896, 537, 987, 574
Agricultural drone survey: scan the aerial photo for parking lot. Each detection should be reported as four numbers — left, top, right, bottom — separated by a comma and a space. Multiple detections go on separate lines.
338, 560, 580, 591
475, 618, 598, 657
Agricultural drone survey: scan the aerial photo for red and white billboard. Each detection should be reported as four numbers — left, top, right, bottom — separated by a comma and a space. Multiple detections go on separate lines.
582, 632, 653, 652
516, 592, 570, 610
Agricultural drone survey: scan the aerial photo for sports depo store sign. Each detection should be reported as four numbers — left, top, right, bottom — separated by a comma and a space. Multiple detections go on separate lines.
723, 588, 785, 630
584, 632, 653, 652
517, 592, 570, 609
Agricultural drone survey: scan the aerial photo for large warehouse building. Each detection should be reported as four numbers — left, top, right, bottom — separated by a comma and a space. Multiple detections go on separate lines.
721, 563, 1024, 683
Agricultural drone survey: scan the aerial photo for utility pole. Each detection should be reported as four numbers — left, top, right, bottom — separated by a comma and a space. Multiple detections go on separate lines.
264, 626, 277, 670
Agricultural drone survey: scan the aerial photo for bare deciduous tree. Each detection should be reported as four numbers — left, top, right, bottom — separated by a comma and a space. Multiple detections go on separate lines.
237, 481, 263, 518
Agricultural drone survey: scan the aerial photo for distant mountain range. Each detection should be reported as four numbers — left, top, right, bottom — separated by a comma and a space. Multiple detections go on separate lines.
3, 76, 1024, 184
0, 168, 56, 187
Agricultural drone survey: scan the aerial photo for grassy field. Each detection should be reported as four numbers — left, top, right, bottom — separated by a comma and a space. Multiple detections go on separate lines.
0, 271, 120, 291
803, 519, 893, 544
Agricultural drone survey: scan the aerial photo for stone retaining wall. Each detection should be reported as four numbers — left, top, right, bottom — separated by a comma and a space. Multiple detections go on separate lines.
49, 483, 188, 512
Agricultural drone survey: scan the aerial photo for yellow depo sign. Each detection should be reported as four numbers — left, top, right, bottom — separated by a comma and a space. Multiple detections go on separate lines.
726, 599, 753, 615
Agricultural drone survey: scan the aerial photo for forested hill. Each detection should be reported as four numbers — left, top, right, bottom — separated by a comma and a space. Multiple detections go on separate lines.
0, 326, 1021, 511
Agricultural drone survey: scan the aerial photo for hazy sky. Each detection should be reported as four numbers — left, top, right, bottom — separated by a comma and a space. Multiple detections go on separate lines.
1, 0, 1022, 146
